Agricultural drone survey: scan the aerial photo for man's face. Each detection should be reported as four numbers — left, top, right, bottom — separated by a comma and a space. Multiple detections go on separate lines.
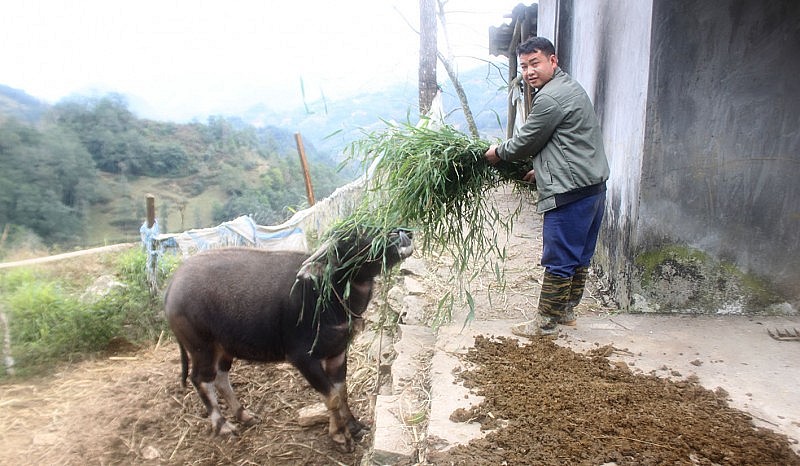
519, 50, 558, 89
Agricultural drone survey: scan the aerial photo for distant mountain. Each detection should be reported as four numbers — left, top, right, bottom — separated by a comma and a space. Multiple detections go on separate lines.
0, 64, 511, 159
236, 64, 511, 157
0, 84, 49, 123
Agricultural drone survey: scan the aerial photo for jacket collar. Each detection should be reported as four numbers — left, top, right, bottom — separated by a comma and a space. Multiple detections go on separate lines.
540, 67, 565, 90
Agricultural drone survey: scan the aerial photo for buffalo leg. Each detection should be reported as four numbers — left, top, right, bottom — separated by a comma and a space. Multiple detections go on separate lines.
290, 354, 353, 452
324, 353, 368, 438
214, 356, 256, 427
189, 348, 236, 435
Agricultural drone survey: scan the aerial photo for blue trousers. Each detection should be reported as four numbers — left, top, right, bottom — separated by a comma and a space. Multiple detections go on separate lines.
541, 191, 606, 278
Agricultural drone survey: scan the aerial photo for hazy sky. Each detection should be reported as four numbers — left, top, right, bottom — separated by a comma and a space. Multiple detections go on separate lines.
1, 0, 525, 122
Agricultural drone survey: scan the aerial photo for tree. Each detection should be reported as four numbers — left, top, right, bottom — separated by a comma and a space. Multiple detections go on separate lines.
435, 0, 479, 137
416, 0, 479, 137
49, 95, 135, 173
49, 94, 191, 177
0, 119, 97, 243
419, 0, 438, 116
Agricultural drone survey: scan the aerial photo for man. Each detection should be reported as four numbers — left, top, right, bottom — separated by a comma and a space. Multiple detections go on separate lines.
485, 36, 610, 337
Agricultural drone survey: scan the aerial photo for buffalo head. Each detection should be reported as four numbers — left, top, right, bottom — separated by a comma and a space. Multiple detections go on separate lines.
298, 226, 414, 282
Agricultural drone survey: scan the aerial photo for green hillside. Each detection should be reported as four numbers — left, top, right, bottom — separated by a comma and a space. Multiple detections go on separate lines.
0, 69, 510, 253
0, 91, 351, 252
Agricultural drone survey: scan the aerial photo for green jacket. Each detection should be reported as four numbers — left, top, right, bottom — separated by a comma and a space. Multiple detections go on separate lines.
497, 68, 610, 213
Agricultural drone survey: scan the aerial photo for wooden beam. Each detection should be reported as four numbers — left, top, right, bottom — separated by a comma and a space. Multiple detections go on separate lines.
294, 133, 316, 206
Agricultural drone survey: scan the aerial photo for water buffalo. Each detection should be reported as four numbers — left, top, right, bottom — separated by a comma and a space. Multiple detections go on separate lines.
164, 228, 414, 452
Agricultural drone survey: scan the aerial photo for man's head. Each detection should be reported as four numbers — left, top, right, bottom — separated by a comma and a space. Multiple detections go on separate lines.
517, 36, 558, 89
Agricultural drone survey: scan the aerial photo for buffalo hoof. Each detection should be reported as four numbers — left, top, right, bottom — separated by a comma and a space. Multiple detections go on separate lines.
214, 420, 238, 437
331, 431, 355, 453
347, 419, 370, 439
236, 408, 258, 427
333, 439, 355, 453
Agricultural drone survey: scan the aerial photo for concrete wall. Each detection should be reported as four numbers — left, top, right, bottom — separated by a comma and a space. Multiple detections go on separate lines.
638, 0, 800, 312
538, 0, 800, 313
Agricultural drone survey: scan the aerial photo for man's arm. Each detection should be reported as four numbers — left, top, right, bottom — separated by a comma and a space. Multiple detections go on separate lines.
495, 94, 562, 162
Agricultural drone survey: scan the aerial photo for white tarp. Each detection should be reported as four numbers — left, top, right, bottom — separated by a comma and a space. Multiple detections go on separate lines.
152, 172, 367, 256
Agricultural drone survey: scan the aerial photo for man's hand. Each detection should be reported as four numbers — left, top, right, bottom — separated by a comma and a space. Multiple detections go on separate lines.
484, 145, 501, 165
523, 169, 536, 183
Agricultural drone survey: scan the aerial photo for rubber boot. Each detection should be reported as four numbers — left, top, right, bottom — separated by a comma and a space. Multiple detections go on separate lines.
512, 272, 572, 338
559, 266, 588, 326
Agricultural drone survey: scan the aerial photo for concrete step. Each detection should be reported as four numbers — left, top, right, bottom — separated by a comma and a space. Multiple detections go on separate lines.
425, 320, 518, 457
373, 319, 517, 462
371, 323, 435, 465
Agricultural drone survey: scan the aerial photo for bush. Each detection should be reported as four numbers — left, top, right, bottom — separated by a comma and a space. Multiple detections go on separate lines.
106, 248, 181, 342
0, 249, 181, 377
4, 280, 122, 371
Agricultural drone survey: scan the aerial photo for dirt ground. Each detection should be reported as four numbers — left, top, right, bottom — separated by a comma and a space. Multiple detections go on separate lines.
0, 337, 376, 465
3, 325, 798, 466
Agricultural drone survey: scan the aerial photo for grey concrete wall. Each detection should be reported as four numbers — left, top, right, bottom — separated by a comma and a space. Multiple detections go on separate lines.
639, 0, 800, 311
537, 0, 800, 313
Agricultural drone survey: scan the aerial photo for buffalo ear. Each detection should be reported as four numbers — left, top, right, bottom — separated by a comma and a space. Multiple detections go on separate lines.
297, 240, 333, 281
297, 260, 324, 281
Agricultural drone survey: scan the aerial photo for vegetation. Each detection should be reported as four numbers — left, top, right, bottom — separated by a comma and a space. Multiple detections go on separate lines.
346, 120, 532, 250
0, 91, 351, 251
0, 248, 179, 377
0, 119, 97, 244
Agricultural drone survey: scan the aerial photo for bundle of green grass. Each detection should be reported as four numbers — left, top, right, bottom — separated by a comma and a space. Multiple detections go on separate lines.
317, 120, 535, 322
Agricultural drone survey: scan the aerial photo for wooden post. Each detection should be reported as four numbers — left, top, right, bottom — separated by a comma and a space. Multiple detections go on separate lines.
521, 9, 533, 117
146, 194, 156, 228
294, 133, 316, 206
507, 16, 522, 139
144, 194, 158, 296
0, 224, 8, 249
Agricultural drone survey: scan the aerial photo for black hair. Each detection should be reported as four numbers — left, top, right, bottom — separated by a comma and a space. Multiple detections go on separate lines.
517, 36, 556, 57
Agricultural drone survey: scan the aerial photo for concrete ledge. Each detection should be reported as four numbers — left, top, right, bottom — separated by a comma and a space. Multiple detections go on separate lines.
372, 394, 415, 465
426, 322, 504, 453
371, 324, 435, 464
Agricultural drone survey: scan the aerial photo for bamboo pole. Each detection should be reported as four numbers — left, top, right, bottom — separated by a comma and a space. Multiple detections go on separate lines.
294, 133, 316, 206
0, 243, 136, 269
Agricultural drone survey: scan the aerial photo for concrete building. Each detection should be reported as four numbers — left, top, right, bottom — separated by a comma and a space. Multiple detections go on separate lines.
517, 1, 799, 314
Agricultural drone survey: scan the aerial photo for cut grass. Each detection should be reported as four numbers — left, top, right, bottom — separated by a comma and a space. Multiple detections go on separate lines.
316, 120, 535, 325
